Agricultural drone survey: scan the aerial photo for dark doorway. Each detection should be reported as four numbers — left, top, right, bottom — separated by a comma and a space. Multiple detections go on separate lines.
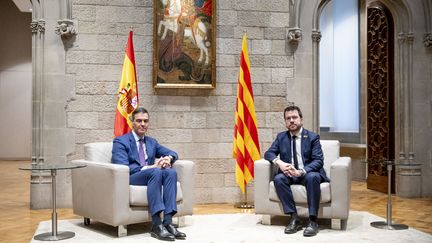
366, 3, 395, 193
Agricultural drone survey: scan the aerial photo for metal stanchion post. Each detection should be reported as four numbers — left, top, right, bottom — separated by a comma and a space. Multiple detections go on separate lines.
370, 160, 408, 230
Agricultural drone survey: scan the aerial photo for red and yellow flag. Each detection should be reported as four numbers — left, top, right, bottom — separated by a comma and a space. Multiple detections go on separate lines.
233, 34, 260, 193
114, 31, 139, 137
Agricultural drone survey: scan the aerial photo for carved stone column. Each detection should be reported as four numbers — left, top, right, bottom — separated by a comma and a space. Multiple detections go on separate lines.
395, 32, 421, 198
30, 0, 76, 209
311, 30, 321, 132
30, 1, 51, 209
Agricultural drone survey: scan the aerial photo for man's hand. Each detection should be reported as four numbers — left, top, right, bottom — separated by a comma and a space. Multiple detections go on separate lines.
156, 156, 172, 169
275, 159, 294, 177
289, 168, 303, 177
275, 159, 303, 177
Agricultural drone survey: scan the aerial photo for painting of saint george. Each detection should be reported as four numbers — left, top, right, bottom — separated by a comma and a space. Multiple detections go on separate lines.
153, 0, 216, 89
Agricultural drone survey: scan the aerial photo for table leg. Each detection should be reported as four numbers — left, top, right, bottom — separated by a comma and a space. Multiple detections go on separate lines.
34, 169, 75, 241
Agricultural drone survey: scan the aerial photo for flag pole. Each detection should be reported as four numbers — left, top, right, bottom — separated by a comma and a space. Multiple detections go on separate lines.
233, 31, 257, 210
234, 182, 254, 209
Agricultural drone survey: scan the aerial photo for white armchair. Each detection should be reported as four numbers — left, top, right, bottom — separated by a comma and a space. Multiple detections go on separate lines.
254, 140, 351, 229
71, 142, 194, 237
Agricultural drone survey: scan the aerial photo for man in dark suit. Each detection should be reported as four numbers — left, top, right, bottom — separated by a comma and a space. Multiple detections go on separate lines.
112, 107, 186, 241
264, 105, 329, 237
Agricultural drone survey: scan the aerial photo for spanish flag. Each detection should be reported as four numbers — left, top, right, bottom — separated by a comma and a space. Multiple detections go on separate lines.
114, 31, 139, 137
233, 34, 260, 193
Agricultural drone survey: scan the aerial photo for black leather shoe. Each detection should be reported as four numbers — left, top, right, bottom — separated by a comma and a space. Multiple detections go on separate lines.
303, 221, 319, 237
151, 224, 175, 241
284, 219, 302, 234
165, 224, 186, 239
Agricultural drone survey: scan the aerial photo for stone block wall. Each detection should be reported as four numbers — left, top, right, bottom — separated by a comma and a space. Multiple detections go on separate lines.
66, 0, 294, 203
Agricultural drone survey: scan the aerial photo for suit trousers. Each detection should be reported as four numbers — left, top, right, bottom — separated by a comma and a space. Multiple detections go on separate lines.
274, 171, 323, 217
129, 168, 178, 216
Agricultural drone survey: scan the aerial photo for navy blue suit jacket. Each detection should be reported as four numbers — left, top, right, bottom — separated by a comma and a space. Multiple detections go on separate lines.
111, 132, 178, 175
264, 128, 329, 182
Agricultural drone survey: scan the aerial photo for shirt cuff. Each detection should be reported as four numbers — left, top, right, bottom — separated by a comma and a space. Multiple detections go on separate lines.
272, 158, 279, 164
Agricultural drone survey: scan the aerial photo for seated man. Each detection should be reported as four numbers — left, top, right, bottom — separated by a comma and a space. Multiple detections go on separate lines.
112, 107, 186, 241
264, 105, 330, 237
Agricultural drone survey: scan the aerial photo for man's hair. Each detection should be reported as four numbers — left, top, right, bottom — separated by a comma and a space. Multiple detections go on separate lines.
130, 107, 149, 121
284, 105, 303, 118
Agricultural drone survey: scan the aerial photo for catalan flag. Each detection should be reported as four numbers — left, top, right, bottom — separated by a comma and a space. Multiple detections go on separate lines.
233, 34, 260, 193
114, 31, 139, 137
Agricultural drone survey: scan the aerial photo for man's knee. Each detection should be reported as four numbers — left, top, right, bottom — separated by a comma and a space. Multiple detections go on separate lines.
273, 173, 286, 186
163, 168, 177, 179
149, 168, 163, 179
304, 172, 321, 184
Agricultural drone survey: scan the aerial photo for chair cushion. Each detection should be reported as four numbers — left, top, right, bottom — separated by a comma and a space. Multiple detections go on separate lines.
129, 182, 183, 206
268, 181, 331, 203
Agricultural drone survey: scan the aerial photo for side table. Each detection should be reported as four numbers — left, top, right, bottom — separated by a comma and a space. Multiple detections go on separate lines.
20, 163, 86, 241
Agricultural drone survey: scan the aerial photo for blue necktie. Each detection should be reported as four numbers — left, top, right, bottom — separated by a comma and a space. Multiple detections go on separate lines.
138, 138, 147, 166
292, 135, 299, 169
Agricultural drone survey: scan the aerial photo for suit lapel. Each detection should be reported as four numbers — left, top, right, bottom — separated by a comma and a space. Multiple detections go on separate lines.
144, 136, 153, 164
301, 129, 308, 163
129, 133, 140, 163
285, 131, 292, 162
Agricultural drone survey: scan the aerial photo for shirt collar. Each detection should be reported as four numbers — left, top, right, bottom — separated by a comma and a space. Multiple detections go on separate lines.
132, 131, 145, 142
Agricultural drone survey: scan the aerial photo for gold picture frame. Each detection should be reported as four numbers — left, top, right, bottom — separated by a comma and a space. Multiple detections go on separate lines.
153, 0, 216, 89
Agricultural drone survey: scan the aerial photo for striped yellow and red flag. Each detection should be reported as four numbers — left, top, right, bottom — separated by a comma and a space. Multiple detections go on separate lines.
233, 34, 260, 193
114, 31, 139, 137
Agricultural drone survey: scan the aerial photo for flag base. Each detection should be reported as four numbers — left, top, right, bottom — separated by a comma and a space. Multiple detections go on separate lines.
234, 202, 254, 209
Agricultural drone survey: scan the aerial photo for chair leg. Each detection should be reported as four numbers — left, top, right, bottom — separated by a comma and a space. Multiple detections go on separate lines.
84, 217, 90, 225
340, 219, 347, 230
172, 216, 186, 227
118, 225, 127, 237
330, 219, 348, 230
261, 215, 272, 225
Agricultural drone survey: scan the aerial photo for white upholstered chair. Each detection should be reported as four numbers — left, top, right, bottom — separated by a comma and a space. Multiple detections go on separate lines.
71, 142, 194, 237
254, 140, 352, 229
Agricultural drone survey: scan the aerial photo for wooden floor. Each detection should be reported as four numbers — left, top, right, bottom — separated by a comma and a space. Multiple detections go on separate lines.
1, 161, 431, 242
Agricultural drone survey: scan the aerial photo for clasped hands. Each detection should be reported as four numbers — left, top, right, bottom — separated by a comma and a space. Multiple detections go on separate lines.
155, 156, 172, 169
276, 159, 302, 177
143, 156, 172, 170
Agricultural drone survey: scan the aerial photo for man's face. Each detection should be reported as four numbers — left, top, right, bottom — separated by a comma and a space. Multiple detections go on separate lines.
284, 110, 303, 133
132, 112, 149, 137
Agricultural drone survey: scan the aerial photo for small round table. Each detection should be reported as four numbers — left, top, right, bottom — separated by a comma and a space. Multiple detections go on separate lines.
20, 163, 86, 241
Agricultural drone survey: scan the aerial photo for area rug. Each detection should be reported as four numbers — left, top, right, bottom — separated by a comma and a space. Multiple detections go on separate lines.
32, 211, 431, 243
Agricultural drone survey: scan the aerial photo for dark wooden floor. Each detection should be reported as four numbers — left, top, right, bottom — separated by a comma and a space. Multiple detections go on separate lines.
1, 160, 431, 242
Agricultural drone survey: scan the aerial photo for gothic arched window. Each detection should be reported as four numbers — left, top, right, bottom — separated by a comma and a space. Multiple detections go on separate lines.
319, 0, 360, 143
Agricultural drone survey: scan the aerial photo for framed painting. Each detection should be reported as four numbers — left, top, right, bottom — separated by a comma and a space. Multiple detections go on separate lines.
153, 0, 216, 89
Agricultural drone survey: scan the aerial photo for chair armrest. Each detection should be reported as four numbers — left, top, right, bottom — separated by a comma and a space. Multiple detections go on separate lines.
254, 159, 272, 213
329, 157, 352, 218
172, 160, 194, 215
71, 159, 131, 226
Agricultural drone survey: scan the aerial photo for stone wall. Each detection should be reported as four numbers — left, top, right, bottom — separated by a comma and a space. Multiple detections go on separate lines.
55, 0, 432, 207
66, 0, 294, 203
